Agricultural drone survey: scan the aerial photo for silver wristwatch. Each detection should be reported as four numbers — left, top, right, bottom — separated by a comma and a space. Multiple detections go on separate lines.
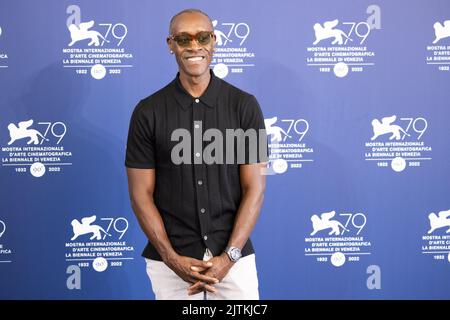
225, 246, 242, 262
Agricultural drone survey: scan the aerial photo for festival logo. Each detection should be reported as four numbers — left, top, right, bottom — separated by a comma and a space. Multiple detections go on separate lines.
64, 214, 135, 272
1, 119, 72, 177
306, 5, 381, 77
421, 209, 450, 264
364, 115, 431, 172
265, 116, 314, 174
0, 24, 8, 69
304, 210, 372, 267
0, 220, 12, 264
62, 5, 133, 80
426, 20, 450, 72
211, 18, 255, 79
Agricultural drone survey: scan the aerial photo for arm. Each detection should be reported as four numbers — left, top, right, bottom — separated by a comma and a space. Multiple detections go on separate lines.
227, 162, 267, 249
126, 168, 218, 288
188, 162, 266, 295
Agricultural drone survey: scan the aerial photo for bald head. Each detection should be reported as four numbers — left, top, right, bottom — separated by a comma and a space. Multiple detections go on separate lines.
169, 9, 213, 35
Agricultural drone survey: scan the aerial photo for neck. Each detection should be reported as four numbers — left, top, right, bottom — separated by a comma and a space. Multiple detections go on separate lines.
179, 71, 211, 98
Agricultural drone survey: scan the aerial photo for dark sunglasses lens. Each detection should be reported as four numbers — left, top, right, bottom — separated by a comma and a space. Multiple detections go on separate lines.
174, 35, 191, 47
197, 32, 212, 45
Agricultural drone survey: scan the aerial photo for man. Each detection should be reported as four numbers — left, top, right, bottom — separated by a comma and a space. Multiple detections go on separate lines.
125, 8, 267, 300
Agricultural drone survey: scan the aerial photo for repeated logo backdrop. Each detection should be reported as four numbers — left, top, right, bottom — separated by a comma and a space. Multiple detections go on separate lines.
0, 0, 449, 299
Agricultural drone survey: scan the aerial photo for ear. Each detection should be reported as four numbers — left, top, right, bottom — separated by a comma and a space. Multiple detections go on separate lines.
167, 38, 174, 54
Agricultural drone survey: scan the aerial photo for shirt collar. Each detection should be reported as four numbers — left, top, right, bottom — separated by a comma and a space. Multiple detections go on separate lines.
172, 69, 221, 110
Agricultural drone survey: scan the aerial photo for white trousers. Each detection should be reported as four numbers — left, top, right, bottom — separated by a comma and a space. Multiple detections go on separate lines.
145, 249, 259, 300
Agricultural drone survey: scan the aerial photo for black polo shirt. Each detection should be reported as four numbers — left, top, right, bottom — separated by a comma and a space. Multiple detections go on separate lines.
125, 70, 267, 261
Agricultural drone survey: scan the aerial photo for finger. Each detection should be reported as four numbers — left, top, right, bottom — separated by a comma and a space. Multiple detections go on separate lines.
184, 274, 203, 284
190, 266, 208, 272
187, 281, 204, 296
201, 261, 213, 268
188, 281, 203, 291
188, 287, 203, 296
190, 271, 219, 284
203, 284, 217, 294
188, 280, 217, 292
188, 287, 215, 296
188, 282, 217, 295
187, 277, 199, 284
190, 259, 213, 269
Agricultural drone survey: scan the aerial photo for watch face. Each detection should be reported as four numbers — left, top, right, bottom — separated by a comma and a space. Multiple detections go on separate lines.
230, 248, 241, 260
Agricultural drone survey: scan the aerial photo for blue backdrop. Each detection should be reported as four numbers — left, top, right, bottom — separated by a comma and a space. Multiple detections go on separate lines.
1, 0, 449, 299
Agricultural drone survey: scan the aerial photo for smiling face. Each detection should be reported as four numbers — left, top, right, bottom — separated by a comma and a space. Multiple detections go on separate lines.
168, 12, 215, 81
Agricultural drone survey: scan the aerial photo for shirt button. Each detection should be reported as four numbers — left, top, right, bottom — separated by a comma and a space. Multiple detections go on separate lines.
198, 180, 203, 185
194, 124, 200, 129
195, 98, 200, 103
195, 152, 201, 158
203, 235, 208, 241
200, 208, 206, 213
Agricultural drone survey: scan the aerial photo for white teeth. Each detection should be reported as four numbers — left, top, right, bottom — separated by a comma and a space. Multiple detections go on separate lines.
187, 56, 203, 61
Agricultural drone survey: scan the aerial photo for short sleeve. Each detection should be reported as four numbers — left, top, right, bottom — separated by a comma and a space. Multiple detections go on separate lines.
125, 100, 156, 169
239, 95, 269, 164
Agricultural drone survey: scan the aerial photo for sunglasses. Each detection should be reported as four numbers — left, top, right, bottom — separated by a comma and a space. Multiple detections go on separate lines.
167, 31, 215, 47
